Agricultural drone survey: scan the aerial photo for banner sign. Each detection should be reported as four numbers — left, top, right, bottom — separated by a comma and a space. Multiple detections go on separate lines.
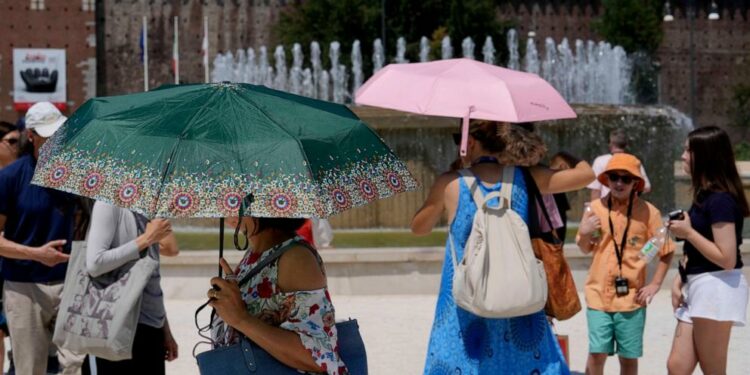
13, 48, 67, 111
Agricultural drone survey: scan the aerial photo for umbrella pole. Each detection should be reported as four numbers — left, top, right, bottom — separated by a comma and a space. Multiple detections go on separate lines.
218, 217, 224, 277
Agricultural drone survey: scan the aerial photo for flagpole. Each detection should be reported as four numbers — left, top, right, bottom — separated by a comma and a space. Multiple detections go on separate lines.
143, 15, 149, 91
174, 16, 179, 84
203, 16, 209, 84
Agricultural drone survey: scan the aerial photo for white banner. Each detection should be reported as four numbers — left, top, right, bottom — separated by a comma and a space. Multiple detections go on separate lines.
13, 48, 67, 110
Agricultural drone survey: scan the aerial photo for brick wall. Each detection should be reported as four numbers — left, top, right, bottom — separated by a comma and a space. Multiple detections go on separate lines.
0, 0, 96, 122
500, 2, 750, 130
101, 0, 288, 96
658, 7, 750, 129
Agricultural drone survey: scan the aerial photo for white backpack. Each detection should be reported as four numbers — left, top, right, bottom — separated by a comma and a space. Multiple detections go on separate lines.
449, 166, 548, 318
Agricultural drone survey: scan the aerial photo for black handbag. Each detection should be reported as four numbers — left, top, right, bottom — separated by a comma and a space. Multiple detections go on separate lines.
194, 240, 368, 374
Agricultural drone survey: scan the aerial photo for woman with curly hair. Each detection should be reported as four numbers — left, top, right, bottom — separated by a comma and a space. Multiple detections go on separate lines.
413, 121, 594, 374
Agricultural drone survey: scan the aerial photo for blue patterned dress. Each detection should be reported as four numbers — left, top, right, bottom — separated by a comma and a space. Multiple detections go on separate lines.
423, 167, 570, 375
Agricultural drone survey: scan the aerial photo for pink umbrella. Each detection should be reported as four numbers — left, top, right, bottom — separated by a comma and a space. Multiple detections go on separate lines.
355, 58, 576, 156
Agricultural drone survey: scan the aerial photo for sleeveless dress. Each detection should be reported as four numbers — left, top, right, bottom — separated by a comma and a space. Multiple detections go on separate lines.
423, 167, 570, 375
212, 237, 348, 375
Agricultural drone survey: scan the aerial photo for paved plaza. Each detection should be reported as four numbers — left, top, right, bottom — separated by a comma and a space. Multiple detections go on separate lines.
164, 291, 750, 375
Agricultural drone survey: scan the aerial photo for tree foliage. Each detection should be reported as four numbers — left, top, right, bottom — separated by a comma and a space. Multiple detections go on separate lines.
592, 0, 663, 56
274, 0, 514, 73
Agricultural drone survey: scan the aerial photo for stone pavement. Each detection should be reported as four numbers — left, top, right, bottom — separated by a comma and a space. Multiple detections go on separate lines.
164, 292, 749, 375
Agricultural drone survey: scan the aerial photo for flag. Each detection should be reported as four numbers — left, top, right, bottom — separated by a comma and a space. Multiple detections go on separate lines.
139, 26, 145, 63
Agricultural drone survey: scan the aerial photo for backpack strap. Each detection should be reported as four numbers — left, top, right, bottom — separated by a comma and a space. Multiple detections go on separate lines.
457, 169, 485, 207
458, 167, 514, 210
499, 166, 514, 204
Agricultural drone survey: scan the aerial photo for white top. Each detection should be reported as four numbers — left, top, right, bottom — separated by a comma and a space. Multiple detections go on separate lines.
86, 202, 165, 328
587, 153, 651, 196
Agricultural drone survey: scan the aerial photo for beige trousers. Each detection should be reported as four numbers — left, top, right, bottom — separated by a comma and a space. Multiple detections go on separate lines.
4, 281, 85, 375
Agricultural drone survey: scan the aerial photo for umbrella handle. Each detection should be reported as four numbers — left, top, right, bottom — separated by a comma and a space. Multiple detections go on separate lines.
459, 106, 475, 157
219, 217, 224, 277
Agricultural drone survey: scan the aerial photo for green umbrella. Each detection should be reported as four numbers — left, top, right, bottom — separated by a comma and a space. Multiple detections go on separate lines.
32, 82, 418, 219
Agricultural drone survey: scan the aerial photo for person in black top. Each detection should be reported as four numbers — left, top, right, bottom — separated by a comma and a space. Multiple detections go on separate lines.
666, 126, 749, 375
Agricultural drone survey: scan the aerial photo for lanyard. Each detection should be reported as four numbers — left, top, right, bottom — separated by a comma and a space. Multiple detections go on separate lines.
607, 191, 635, 275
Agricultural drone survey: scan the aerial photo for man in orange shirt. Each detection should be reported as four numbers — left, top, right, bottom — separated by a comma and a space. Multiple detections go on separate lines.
576, 153, 674, 375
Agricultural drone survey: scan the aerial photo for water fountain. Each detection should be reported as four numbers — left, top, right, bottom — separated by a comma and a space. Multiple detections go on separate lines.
441, 36, 453, 60
507, 29, 520, 71
302, 68, 315, 97
373, 39, 385, 73
461, 37, 475, 60
482, 36, 495, 65
311, 42, 322, 99
524, 36, 540, 75
319, 70, 330, 102
273, 45, 288, 91
245, 47, 258, 84
395, 37, 408, 64
351, 40, 364, 96
419, 37, 430, 62
329, 41, 347, 104
210, 29, 636, 106
289, 43, 304, 95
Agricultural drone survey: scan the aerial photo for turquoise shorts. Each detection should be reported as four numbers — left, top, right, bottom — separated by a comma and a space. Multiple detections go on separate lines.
587, 307, 646, 359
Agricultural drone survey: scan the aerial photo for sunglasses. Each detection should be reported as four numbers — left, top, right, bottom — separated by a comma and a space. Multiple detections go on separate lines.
2, 138, 18, 146
452, 133, 461, 145
607, 173, 634, 184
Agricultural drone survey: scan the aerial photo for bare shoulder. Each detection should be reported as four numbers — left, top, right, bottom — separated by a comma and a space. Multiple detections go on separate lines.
435, 170, 460, 189
277, 244, 326, 292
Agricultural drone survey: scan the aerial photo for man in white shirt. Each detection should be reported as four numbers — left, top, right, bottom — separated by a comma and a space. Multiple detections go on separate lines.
588, 129, 651, 200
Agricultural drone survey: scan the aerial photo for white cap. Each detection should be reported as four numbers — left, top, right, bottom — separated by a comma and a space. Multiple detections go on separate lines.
25, 102, 67, 138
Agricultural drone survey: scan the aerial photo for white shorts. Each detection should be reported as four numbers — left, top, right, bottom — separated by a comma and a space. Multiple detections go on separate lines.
675, 269, 749, 327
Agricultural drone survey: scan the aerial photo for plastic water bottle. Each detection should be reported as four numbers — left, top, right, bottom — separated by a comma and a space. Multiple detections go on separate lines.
584, 202, 601, 241
639, 227, 667, 263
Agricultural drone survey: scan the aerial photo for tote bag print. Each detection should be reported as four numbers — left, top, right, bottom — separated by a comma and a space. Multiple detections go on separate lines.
64, 268, 132, 339
54, 241, 157, 360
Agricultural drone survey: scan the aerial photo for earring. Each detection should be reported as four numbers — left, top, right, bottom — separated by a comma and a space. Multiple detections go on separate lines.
233, 216, 249, 251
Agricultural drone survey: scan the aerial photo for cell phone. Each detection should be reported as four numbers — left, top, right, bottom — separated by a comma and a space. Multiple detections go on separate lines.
668, 210, 685, 221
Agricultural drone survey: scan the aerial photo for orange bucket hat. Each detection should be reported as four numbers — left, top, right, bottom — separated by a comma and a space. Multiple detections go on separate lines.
597, 153, 646, 192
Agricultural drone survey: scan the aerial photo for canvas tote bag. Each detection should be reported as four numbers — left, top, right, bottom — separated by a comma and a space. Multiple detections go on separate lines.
449, 166, 547, 318
53, 213, 159, 360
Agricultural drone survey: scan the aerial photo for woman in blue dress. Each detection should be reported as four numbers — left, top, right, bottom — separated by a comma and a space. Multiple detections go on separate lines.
412, 121, 595, 374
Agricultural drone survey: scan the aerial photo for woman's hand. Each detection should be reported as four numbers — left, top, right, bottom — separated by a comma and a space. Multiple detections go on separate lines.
579, 209, 601, 237
207, 258, 249, 328
145, 219, 172, 245
668, 214, 693, 239
671, 275, 684, 311
163, 321, 178, 361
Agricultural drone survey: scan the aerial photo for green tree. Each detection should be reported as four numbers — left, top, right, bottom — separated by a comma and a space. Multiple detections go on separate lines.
274, 0, 513, 73
592, 0, 664, 104
592, 0, 663, 55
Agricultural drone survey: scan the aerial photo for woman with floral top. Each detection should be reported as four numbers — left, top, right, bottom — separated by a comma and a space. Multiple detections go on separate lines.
207, 217, 348, 375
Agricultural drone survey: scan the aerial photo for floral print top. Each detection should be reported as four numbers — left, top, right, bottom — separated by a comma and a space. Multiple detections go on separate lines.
212, 237, 348, 375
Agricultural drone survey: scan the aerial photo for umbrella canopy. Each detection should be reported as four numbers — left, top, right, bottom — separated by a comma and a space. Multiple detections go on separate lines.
355, 58, 576, 156
32, 82, 418, 219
